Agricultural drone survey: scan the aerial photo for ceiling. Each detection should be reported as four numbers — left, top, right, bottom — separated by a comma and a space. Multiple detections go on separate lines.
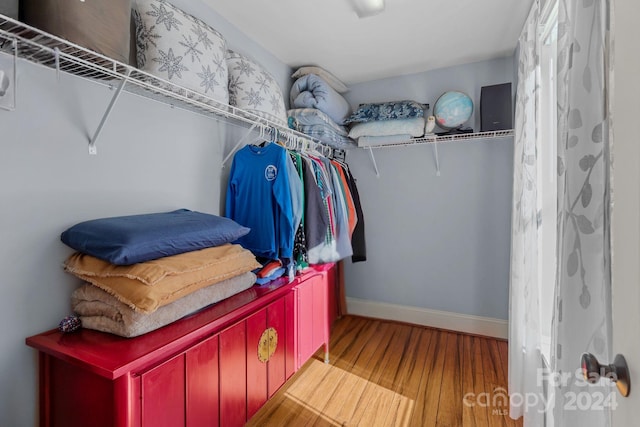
206, 0, 534, 85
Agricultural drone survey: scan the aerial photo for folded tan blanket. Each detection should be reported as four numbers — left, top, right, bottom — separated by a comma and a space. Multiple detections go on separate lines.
72, 272, 257, 338
64, 244, 261, 313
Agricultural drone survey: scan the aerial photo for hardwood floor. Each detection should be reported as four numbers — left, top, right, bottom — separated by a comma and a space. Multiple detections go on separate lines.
248, 315, 523, 427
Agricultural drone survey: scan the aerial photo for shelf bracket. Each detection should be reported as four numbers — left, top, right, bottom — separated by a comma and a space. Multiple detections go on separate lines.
88, 68, 132, 155
0, 38, 17, 111
432, 143, 441, 176
368, 147, 380, 178
54, 47, 60, 81
221, 123, 259, 167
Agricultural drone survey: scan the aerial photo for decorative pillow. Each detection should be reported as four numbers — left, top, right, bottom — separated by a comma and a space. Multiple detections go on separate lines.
344, 100, 428, 124
132, 0, 229, 104
291, 66, 349, 94
61, 209, 250, 265
226, 50, 287, 125
348, 117, 426, 139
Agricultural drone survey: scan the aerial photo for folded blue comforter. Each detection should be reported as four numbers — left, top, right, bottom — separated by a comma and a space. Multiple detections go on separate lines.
290, 74, 351, 125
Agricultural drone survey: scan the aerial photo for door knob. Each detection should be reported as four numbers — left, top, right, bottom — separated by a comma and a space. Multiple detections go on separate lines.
581, 353, 630, 397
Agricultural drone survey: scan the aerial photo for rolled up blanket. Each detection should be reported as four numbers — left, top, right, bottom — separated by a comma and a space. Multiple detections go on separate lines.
290, 74, 351, 125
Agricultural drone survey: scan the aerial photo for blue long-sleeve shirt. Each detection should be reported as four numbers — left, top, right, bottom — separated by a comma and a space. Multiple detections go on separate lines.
225, 143, 294, 259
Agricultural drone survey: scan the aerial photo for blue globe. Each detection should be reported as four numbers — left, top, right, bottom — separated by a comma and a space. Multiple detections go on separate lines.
433, 91, 474, 130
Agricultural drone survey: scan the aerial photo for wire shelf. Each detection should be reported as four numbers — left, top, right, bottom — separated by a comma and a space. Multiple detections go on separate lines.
359, 129, 514, 177
0, 14, 345, 157
359, 129, 514, 149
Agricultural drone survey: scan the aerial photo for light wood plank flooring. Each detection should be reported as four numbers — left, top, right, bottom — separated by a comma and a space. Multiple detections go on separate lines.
248, 315, 523, 427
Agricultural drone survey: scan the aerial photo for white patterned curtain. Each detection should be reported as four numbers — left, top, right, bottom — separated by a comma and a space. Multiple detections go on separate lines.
508, 2, 545, 424
552, 0, 613, 425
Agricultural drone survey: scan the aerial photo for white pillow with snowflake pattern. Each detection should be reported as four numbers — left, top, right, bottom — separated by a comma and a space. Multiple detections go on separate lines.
226, 50, 287, 125
133, 0, 229, 104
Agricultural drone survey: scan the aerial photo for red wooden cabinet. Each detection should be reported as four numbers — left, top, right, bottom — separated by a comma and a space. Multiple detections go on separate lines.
295, 269, 330, 369
26, 264, 336, 427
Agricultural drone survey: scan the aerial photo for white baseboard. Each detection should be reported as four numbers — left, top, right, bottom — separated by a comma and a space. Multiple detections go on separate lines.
346, 297, 508, 339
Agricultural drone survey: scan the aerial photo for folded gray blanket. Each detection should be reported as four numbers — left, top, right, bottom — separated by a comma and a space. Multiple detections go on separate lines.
71, 272, 256, 338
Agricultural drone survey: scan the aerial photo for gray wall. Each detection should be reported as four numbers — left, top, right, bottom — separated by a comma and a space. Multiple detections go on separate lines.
0, 2, 290, 425
343, 57, 515, 319
0, 0, 18, 19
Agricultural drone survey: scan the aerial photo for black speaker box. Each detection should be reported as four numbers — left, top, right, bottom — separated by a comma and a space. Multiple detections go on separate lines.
480, 83, 513, 132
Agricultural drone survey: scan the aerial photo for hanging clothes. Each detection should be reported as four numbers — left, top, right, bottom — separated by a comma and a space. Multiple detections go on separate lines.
224, 136, 366, 270
301, 155, 331, 257
323, 158, 352, 260
305, 154, 340, 264
290, 152, 309, 271
343, 163, 367, 262
225, 142, 296, 260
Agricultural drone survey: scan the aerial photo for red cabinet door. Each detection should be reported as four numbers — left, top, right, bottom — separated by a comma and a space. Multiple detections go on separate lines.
312, 271, 329, 361
219, 320, 247, 427
296, 271, 328, 369
296, 275, 315, 368
141, 355, 185, 427
246, 296, 288, 419
267, 297, 286, 398
246, 308, 268, 419
186, 335, 219, 427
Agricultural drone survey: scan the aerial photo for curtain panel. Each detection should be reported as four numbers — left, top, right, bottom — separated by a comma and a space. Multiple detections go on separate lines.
508, 1, 545, 423
510, 0, 613, 425
552, 0, 614, 425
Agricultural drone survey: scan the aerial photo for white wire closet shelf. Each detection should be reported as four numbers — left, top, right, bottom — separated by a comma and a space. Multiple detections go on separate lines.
361, 129, 514, 177
0, 14, 347, 157
360, 129, 514, 149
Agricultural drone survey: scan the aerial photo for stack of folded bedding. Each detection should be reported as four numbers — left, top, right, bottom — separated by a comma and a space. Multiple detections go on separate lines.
60, 209, 261, 337
287, 66, 356, 149
287, 108, 353, 149
344, 100, 429, 147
